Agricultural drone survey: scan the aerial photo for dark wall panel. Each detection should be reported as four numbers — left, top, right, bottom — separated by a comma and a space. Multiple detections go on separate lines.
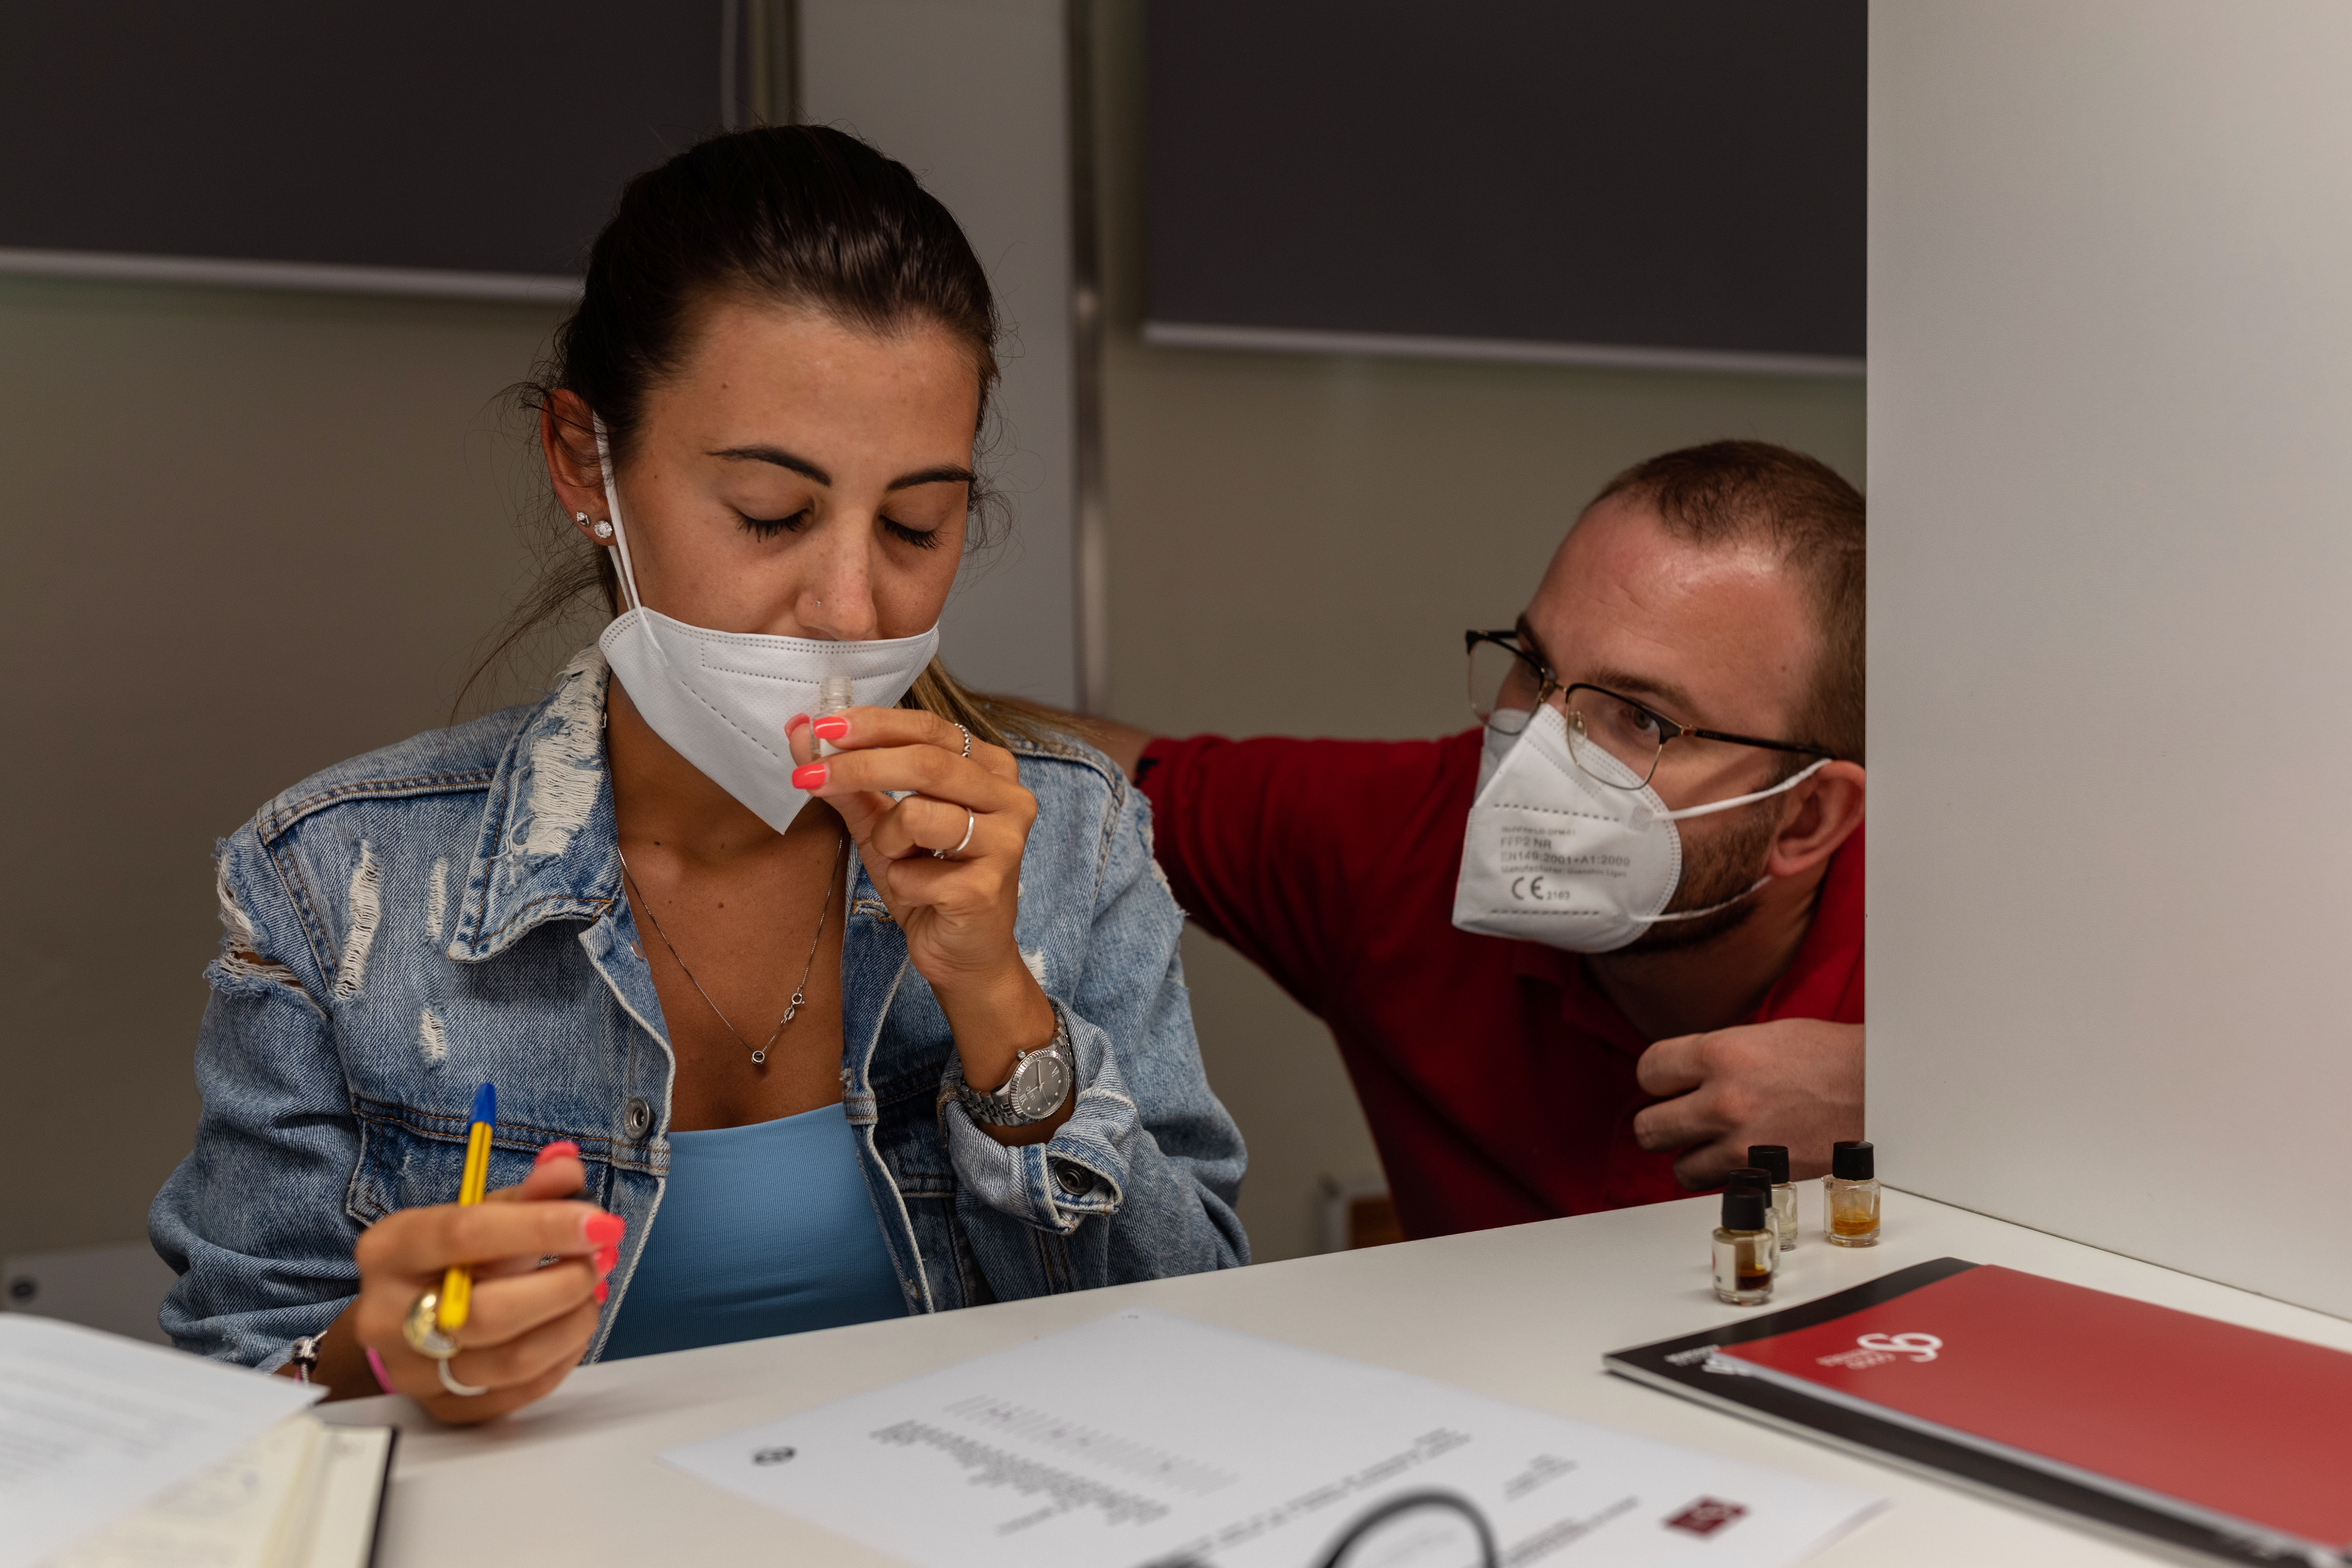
0, 2, 726, 277
1145, 1, 1864, 360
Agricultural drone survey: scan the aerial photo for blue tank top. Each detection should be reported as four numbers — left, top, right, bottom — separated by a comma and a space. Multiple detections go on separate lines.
599, 1101, 908, 1360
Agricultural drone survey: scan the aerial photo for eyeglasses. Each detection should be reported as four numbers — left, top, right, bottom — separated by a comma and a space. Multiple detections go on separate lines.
1465, 628, 1835, 791
1316, 1489, 1497, 1568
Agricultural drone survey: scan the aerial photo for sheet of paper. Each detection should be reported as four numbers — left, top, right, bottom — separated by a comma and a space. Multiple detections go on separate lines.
46, 1413, 321, 1568
43, 1411, 394, 1568
662, 1309, 1884, 1568
0, 1315, 321, 1568
289, 1426, 396, 1568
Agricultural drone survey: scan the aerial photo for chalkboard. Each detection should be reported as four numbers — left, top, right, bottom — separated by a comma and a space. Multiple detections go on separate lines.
1145, 1, 1864, 371
0, 1, 731, 288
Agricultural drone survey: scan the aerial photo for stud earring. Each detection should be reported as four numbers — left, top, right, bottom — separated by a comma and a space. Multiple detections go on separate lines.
575, 511, 614, 541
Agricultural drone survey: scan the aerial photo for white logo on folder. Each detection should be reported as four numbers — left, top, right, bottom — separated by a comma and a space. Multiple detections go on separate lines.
1815, 1332, 1942, 1370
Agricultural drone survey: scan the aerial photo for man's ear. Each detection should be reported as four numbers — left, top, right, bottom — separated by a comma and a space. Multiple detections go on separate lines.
1763, 760, 1865, 879
540, 390, 608, 539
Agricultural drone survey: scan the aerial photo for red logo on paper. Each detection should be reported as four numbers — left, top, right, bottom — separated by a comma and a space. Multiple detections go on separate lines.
1664, 1497, 1749, 1537
1815, 1331, 1943, 1370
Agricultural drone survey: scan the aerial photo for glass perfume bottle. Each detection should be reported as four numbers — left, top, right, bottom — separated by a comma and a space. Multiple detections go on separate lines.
1825, 1139, 1881, 1247
1712, 1186, 1778, 1305
1748, 1143, 1798, 1251
815, 674, 855, 758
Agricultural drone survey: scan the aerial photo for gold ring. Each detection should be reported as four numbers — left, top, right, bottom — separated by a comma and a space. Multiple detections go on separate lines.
402, 1290, 460, 1360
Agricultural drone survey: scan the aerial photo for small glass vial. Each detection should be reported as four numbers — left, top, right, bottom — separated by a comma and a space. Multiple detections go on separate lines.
1748, 1143, 1798, 1252
815, 674, 855, 759
1825, 1139, 1881, 1247
1712, 1187, 1778, 1305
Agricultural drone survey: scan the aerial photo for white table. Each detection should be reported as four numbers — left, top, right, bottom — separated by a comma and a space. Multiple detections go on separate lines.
326, 1188, 2352, 1565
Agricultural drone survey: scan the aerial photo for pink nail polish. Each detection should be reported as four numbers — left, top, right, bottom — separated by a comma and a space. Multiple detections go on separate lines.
791, 763, 827, 789
533, 1140, 580, 1167
786, 711, 809, 733
594, 1244, 619, 1276
594, 1279, 609, 1304
810, 716, 850, 741
583, 1212, 625, 1247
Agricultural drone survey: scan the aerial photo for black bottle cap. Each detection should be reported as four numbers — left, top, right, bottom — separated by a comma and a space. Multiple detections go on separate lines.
1721, 1187, 1767, 1230
1747, 1145, 1790, 1185
1832, 1140, 1875, 1180
1725, 1166, 1771, 1194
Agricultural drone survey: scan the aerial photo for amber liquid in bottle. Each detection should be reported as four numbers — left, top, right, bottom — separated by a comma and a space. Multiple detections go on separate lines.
1711, 1227, 1778, 1305
1825, 1177, 1881, 1246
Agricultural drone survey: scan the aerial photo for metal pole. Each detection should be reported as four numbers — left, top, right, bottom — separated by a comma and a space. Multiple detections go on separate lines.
745, 0, 799, 125
1066, 0, 1110, 716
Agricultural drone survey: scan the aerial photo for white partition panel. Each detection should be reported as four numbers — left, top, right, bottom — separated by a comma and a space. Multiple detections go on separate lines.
1871, 1, 2352, 1316
800, 0, 1081, 707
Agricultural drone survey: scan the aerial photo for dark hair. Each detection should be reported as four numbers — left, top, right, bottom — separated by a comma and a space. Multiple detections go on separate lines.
473, 125, 1063, 747
1591, 440, 1865, 766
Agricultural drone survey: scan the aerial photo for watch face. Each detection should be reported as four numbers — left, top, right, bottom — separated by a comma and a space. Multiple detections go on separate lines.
1009, 1048, 1073, 1118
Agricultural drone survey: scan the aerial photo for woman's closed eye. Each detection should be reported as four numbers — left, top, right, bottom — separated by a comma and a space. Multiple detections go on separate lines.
882, 515, 944, 550
737, 506, 813, 540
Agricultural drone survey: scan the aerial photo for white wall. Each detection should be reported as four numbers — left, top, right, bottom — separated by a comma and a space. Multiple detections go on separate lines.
1871, 1, 2352, 1316
800, 0, 1081, 708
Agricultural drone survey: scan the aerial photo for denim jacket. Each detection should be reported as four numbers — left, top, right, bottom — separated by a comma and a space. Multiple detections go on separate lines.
152, 649, 1248, 1369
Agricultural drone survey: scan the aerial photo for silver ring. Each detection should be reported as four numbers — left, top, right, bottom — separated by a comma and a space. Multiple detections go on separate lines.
436, 1356, 489, 1398
953, 722, 973, 759
932, 807, 978, 860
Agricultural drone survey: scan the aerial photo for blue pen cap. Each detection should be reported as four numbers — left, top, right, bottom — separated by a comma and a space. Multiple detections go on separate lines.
468, 1081, 497, 1128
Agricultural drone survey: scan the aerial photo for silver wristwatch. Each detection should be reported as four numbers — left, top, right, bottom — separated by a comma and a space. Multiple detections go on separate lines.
956, 1014, 1074, 1125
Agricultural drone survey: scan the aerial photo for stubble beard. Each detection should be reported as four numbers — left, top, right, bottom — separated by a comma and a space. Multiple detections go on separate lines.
1614, 806, 1778, 956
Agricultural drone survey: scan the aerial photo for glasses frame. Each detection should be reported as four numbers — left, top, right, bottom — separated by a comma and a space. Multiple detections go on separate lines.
1314, 1487, 1498, 1568
1465, 628, 1836, 789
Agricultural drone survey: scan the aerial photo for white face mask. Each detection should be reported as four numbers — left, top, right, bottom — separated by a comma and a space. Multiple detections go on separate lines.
589, 420, 940, 835
1451, 703, 1829, 954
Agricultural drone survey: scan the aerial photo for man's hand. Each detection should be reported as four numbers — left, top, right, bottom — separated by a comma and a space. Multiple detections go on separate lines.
1632, 1019, 1864, 1190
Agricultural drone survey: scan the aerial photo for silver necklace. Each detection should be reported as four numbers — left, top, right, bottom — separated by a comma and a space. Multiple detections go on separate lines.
617, 834, 847, 1067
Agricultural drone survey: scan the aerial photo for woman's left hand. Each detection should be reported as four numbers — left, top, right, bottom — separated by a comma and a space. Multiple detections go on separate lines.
788, 707, 1060, 1128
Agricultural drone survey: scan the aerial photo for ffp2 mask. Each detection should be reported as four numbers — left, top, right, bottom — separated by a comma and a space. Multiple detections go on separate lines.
1451, 703, 1828, 953
589, 420, 940, 835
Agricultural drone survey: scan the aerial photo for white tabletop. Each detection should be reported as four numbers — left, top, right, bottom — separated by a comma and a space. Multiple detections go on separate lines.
325, 1187, 2352, 1566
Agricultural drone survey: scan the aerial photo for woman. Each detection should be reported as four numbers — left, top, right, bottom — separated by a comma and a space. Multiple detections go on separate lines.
150, 125, 1247, 1423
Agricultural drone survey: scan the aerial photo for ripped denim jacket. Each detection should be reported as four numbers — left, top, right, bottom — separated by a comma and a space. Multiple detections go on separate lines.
150, 650, 1248, 1368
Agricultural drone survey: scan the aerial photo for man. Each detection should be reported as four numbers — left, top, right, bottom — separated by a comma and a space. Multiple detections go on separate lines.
1093, 441, 1866, 1239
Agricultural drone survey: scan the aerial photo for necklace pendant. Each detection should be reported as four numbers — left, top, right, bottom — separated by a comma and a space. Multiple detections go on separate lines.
751, 1048, 767, 1066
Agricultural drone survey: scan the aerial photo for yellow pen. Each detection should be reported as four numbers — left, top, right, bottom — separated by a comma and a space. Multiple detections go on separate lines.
436, 1081, 497, 1333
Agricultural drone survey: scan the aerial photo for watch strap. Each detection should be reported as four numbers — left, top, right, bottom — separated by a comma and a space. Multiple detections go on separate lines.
955, 1009, 1073, 1126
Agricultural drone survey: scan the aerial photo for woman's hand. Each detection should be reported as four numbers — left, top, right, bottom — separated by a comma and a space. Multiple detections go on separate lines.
788, 707, 1063, 1135
290, 1143, 619, 1424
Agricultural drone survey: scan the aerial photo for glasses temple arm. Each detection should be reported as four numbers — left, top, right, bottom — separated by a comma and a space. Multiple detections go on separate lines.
1683, 725, 1839, 758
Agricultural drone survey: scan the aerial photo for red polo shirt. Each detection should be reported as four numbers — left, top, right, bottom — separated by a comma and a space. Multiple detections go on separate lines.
1137, 730, 1864, 1240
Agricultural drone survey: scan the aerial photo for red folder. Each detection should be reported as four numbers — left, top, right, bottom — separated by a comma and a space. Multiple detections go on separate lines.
1717, 1264, 2352, 1551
